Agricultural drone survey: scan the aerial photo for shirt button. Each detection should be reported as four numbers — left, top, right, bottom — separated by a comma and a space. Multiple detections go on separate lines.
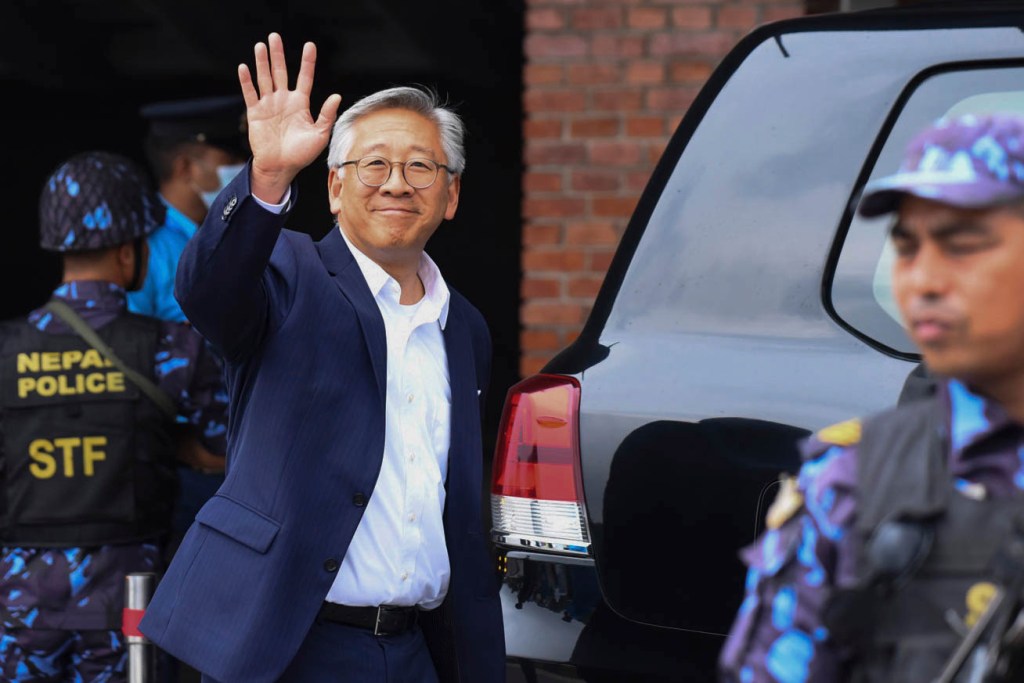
324, 558, 339, 572
408, 452, 416, 462
406, 393, 415, 404
408, 513, 416, 522
401, 571, 409, 581
352, 492, 368, 507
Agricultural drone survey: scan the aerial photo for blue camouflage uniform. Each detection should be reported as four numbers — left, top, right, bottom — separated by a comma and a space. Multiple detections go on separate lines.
0, 280, 228, 681
719, 378, 1024, 682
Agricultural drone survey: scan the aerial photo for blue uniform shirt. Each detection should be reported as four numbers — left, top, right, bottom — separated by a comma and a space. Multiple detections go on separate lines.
0, 280, 229, 631
127, 199, 196, 323
720, 379, 1024, 682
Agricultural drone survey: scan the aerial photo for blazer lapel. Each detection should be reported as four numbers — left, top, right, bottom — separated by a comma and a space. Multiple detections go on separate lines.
316, 228, 387, 403
442, 302, 480, 499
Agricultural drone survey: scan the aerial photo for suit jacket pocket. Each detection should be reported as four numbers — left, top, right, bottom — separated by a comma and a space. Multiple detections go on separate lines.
195, 494, 281, 554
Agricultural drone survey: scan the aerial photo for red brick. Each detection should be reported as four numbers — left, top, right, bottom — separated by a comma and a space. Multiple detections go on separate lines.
569, 117, 619, 138
568, 275, 606, 299
525, 64, 564, 85
591, 35, 646, 59
572, 7, 623, 30
646, 87, 698, 112
567, 64, 621, 85
673, 6, 713, 29
590, 141, 643, 166
594, 196, 640, 218
671, 60, 715, 83
763, 3, 805, 23
521, 277, 562, 298
667, 113, 684, 132
523, 198, 587, 219
523, 172, 563, 193
626, 170, 654, 191
524, 89, 587, 113
571, 170, 621, 192
648, 140, 669, 163
718, 5, 758, 29
527, 7, 566, 30
592, 89, 644, 112
626, 61, 666, 85
626, 116, 665, 137
563, 329, 582, 345
523, 249, 587, 271
524, 142, 587, 165
589, 249, 616, 272
524, 119, 563, 139
628, 7, 667, 29
650, 31, 737, 58
566, 222, 620, 245
523, 222, 563, 245
521, 329, 563, 352
525, 34, 588, 60
521, 302, 586, 326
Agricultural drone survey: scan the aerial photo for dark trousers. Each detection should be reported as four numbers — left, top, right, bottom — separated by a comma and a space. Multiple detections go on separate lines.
201, 620, 439, 683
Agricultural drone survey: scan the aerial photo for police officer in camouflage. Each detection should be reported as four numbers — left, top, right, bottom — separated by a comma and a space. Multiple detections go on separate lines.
0, 151, 228, 681
719, 112, 1024, 682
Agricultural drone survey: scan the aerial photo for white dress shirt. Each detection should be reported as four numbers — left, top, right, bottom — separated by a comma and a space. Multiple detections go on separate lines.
253, 193, 454, 609
324, 226, 453, 609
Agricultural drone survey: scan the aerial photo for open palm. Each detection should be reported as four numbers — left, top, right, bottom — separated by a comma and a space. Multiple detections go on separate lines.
238, 33, 342, 199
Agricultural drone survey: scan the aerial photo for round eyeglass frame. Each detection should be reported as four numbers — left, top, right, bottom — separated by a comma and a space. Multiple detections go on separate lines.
338, 156, 457, 189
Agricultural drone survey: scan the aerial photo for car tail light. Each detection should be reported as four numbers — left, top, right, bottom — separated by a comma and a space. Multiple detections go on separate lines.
491, 374, 591, 556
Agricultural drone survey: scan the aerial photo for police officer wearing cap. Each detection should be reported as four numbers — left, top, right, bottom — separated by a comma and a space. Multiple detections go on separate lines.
0, 151, 228, 681
719, 112, 1024, 682
131, 94, 248, 324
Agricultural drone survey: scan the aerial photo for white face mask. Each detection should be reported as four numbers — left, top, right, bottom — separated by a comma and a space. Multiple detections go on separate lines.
198, 163, 247, 209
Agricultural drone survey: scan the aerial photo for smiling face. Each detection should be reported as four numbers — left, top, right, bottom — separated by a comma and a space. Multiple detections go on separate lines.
891, 196, 1024, 390
327, 108, 460, 272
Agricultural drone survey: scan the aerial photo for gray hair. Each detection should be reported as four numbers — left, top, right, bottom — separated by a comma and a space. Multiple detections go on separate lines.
326, 86, 466, 175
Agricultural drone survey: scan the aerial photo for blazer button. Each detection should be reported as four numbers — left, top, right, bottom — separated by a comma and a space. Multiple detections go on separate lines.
324, 558, 339, 572
352, 492, 367, 507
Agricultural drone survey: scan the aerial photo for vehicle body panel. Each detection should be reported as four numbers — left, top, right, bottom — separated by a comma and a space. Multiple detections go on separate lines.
497, 5, 1024, 680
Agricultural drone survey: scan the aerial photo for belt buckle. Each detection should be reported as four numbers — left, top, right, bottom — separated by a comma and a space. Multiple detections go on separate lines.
373, 606, 385, 636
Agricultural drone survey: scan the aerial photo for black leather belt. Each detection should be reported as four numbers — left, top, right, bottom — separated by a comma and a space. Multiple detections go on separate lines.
318, 602, 419, 636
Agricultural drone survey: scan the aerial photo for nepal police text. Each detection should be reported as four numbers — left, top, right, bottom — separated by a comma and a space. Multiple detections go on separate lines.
15, 350, 125, 398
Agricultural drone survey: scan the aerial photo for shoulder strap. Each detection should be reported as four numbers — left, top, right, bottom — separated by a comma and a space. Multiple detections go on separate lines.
856, 396, 948, 534
44, 300, 178, 420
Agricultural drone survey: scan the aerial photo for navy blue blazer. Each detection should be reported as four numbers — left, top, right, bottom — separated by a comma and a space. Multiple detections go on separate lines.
140, 168, 505, 682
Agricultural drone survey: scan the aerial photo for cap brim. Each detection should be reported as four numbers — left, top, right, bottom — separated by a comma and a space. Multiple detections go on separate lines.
857, 170, 1024, 217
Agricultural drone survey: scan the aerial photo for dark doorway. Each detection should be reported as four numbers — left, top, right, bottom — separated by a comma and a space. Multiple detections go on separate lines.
1, 0, 524, 444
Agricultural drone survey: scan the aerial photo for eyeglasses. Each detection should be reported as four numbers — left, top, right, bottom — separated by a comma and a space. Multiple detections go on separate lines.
338, 156, 456, 189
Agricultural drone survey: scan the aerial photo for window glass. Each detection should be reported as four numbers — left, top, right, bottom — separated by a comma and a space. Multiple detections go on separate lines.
831, 68, 1024, 355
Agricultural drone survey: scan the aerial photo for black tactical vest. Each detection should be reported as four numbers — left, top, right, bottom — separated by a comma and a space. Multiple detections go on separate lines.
825, 397, 1024, 683
0, 312, 177, 546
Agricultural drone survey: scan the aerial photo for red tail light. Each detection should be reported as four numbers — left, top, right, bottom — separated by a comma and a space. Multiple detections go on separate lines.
491, 374, 590, 556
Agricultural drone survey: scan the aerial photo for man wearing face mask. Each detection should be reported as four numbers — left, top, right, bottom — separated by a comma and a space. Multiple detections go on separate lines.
131, 94, 249, 324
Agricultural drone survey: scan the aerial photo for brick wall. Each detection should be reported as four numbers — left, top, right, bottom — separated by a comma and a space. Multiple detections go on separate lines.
520, 0, 805, 377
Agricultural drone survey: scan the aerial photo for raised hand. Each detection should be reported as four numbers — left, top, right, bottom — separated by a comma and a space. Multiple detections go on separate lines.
238, 32, 343, 203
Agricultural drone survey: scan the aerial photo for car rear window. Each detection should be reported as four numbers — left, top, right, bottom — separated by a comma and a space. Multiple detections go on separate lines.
830, 65, 1024, 356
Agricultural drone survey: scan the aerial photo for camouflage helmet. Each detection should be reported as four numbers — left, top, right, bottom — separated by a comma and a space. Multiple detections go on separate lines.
39, 151, 166, 252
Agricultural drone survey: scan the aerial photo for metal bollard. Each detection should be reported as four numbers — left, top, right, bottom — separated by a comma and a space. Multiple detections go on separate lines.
123, 572, 157, 683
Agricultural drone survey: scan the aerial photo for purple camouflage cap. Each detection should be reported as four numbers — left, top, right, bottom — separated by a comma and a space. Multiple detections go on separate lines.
858, 112, 1024, 218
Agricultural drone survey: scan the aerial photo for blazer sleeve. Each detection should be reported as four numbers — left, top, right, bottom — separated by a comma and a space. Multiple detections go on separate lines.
174, 162, 299, 362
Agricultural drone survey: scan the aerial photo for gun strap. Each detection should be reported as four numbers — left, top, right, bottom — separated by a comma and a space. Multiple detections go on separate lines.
45, 300, 178, 421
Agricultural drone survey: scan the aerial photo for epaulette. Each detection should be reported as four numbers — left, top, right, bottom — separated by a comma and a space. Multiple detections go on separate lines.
814, 418, 862, 447
765, 474, 803, 530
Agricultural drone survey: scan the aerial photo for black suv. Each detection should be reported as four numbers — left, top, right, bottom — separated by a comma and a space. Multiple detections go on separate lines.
492, 3, 1024, 681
